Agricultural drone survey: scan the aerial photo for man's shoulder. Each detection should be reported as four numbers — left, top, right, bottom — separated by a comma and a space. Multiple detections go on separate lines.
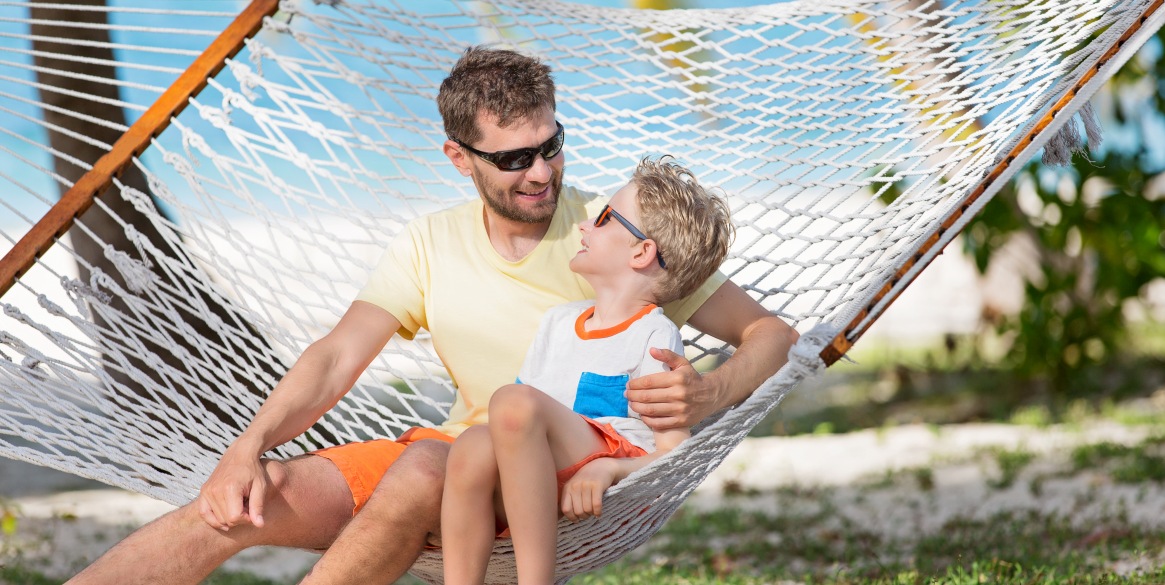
560, 184, 604, 212
414, 199, 479, 226
399, 199, 479, 242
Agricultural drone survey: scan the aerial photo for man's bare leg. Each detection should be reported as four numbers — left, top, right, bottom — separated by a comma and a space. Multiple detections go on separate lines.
299, 439, 450, 585
66, 455, 352, 585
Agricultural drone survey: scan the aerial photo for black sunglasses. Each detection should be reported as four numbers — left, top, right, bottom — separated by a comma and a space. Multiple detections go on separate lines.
453, 122, 565, 171
595, 204, 667, 269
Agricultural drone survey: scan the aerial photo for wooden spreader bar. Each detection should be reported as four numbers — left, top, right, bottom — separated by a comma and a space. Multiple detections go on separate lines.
819, 0, 1165, 366
0, 0, 280, 299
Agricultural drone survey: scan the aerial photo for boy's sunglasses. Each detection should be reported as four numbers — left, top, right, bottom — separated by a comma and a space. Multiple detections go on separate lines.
595, 204, 667, 269
453, 121, 565, 171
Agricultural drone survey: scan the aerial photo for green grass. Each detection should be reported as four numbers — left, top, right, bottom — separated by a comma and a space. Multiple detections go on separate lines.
0, 568, 294, 585
576, 504, 1165, 585
1070, 434, 1165, 483
988, 446, 1037, 489
762, 353, 1165, 438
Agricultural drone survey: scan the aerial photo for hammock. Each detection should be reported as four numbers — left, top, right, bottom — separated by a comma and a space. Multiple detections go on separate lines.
0, 0, 1161, 582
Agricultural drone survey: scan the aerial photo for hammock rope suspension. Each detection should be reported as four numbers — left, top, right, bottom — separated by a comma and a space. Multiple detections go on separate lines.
1, 1, 1162, 582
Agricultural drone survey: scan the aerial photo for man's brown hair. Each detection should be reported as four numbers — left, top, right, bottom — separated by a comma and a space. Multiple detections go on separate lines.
634, 156, 734, 305
437, 46, 556, 146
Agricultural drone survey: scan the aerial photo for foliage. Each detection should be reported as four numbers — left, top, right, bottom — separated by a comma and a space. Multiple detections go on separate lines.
961, 31, 1165, 391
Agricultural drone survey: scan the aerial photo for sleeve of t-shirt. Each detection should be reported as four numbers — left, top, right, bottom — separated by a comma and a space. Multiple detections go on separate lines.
660, 270, 730, 328
354, 222, 428, 340
636, 322, 686, 378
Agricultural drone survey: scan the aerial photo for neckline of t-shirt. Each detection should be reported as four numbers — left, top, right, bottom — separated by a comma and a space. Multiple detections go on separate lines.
574, 303, 659, 340
472, 198, 563, 267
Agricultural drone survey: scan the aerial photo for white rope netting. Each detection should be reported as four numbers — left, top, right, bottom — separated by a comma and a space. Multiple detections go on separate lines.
1, 0, 1161, 582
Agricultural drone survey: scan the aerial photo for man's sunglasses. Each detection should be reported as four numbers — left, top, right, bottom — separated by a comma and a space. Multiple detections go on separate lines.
453, 121, 565, 171
595, 204, 667, 269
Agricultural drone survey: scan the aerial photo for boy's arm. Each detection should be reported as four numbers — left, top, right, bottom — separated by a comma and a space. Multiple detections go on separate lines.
198, 300, 400, 530
627, 280, 799, 430
560, 430, 687, 522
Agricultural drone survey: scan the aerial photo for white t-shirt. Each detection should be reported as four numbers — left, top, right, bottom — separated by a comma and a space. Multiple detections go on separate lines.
356, 186, 726, 436
516, 300, 683, 453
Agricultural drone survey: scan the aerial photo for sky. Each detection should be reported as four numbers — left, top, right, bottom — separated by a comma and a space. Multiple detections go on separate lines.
0, 0, 797, 227
0, 0, 1156, 232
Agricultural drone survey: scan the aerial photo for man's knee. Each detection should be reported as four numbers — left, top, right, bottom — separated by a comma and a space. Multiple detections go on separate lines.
372, 439, 449, 500
489, 384, 543, 434
260, 457, 289, 491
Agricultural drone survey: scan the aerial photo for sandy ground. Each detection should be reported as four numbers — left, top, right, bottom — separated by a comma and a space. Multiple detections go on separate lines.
3, 420, 1164, 582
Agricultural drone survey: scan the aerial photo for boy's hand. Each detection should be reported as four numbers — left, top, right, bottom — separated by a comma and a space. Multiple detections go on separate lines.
626, 348, 719, 430
562, 458, 620, 522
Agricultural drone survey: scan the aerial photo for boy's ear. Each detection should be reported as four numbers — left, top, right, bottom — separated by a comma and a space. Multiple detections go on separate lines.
629, 239, 660, 271
444, 140, 473, 177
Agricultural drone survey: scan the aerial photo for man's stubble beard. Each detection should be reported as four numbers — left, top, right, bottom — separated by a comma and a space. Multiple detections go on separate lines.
474, 165, 565, 224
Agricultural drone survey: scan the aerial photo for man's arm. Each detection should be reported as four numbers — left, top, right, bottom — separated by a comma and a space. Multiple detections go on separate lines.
198, 300, 400, 530
626, 281, 799, 430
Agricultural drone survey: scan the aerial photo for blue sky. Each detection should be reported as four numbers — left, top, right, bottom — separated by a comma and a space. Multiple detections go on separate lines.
0, 0, 1154, 231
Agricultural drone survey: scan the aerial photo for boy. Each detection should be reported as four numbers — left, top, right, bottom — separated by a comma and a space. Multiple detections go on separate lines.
441, 156, 734, 584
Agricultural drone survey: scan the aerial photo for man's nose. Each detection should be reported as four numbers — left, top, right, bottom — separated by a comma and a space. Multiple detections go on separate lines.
524, 154, 552, 183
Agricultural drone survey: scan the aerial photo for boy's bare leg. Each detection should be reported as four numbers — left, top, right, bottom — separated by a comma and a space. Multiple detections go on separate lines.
489, 384, 607, 584
442, 427, 504, 585
66, 454, 352, 585
300, 439, 450, 585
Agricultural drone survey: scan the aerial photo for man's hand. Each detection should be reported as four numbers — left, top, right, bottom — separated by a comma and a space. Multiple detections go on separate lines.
561, 458, 620, 522
626, 348, 720, 430
197, 450, 269, 531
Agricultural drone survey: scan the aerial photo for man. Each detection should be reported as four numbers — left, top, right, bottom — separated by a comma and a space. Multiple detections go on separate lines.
67, 46, 798, 585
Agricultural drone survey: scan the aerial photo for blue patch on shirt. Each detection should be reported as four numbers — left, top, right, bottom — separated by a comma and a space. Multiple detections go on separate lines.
573, 372, 630, 419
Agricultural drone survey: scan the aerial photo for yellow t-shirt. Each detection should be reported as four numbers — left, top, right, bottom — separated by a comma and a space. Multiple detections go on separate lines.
356, 185, 727, 436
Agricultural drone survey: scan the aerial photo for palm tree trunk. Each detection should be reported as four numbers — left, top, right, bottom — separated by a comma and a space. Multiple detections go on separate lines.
28, 0, 299, 449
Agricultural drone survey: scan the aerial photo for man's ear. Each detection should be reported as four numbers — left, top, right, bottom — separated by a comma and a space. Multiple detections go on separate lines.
629, 239, 661, 271
444, 140, 473, 177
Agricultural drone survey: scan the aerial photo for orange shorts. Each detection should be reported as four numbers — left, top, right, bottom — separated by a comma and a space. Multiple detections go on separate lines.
313, 426, 456, 515
312, 418, 646, 519
498, 417, 646, 539
555, 417, 647, 490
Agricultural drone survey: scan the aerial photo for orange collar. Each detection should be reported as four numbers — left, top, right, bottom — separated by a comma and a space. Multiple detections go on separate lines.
574, 303, 658, 340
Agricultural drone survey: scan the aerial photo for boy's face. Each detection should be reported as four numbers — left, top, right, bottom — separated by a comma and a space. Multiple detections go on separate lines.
570, 181, 647, 280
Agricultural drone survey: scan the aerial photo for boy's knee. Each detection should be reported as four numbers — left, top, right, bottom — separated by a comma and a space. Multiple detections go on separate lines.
446, 429, 496, 489
489, 384, 542, 434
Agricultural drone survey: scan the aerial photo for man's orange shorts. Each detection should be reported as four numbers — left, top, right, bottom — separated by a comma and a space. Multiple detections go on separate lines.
313, 427, 456, 515
312, 418, 646, 516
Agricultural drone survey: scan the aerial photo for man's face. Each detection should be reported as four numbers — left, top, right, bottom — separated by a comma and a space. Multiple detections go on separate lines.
462, 110, 564, 224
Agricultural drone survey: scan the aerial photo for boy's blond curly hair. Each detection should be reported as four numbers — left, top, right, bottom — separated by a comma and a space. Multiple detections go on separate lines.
634, 156, 734, 304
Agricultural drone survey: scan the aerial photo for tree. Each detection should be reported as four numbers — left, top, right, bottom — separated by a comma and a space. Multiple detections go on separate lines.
28, 0, 292, 446
962, 31, 1165, 394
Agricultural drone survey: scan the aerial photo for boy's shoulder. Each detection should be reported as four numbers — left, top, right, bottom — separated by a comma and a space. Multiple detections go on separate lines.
636, 305, 680, 333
